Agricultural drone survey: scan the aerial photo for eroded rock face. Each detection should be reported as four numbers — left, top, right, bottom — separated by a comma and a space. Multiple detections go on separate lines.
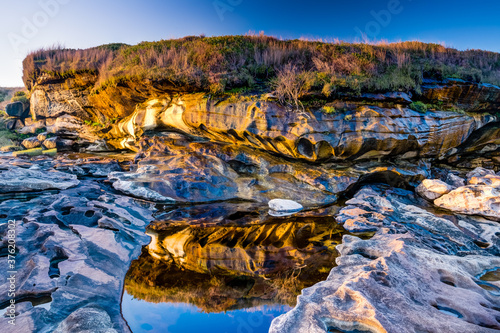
421, 78, 500, 111
26, 74, 500, 163
106, 95, 496, 162
434, 185, 500, 220
30, 73, 97, 119
416, 179, 453, 201
271, 185, 500, 333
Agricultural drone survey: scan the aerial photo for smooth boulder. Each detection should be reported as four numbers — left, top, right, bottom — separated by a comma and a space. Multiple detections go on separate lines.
416, 179, 453, 201
6, 101, 28, 118
434, 185, 500, 220
22, 137, 42, 149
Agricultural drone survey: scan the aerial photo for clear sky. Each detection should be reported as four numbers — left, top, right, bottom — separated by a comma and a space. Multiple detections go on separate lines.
1, 0, 499, 87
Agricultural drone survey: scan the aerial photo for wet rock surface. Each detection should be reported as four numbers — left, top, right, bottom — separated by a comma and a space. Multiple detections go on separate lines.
271, 185, 500, 333
0, 156, 154, 333
107, 136, 430, 206
0, 165, 79, 192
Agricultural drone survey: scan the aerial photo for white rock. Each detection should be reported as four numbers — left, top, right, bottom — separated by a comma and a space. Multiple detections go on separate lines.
268, 199, 303, 212
434, 185, 500, 220
416, 179, 453, 201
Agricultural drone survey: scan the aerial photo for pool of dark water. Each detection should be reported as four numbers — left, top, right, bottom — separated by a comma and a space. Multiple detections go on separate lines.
122, 204, 350, 333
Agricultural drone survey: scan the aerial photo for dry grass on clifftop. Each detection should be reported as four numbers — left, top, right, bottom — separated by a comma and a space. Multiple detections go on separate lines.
22, 35, 500, 100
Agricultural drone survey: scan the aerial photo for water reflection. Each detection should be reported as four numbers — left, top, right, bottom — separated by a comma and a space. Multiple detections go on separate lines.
123, 203, 349, 333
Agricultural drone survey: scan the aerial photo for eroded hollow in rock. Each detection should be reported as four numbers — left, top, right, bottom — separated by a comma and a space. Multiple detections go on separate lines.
432, 304, 463, 318
49, 252, 69, 279
0, 293, 53, 310
343, 170, 411, 198
297, 138, 314, 158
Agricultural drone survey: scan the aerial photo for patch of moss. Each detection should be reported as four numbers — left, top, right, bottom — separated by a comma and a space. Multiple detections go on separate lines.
409, 101, 428, 113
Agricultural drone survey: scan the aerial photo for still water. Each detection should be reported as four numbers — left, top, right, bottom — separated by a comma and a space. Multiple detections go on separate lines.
121, 203, 348, 333
122, 293, 290, 333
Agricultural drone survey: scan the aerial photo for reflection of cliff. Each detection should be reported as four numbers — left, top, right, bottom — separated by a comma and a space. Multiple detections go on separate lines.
125, 218, 347, 312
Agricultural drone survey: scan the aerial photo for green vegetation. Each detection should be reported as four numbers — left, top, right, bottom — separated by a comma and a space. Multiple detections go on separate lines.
84, 119, 104, 127
409, 101, 428, 113
0, 114, 16, 147
11, 91, 28, 104
321, 106, 337, 114
12, 148, 43, 157
22, 35, 500, 107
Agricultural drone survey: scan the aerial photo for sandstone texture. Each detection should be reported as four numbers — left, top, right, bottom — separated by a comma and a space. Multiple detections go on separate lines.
435, 185, 500, 220
416, 179, 454, 200
271, 185, 500, 333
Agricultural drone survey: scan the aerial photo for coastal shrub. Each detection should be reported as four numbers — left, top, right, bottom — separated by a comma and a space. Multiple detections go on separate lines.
321, 106, 337, 114
11, 91, 28, 104
409, 101, 428, 113
22, 35, 500, 104
272, 64, 315, 108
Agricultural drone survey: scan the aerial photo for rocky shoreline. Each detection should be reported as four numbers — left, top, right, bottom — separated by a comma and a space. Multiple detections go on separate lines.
1, 76, 500, 332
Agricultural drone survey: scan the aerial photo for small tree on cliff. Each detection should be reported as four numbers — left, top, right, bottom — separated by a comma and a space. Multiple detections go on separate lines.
272, 63, 314, 110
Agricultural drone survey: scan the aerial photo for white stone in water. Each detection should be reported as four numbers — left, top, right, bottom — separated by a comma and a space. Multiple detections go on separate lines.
268, 199, 303, 212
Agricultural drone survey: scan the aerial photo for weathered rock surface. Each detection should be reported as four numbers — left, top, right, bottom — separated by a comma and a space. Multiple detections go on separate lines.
0, 166, 79, 192
469, 174, 500, 187
271, 185, 500, 333
25, 73, 500, 164
446, 172, 466, 188
21, 137, 42, 149
421, 78, 500, 111
105, 95, 496, 162
467, 167, 497, 180
435, 185, 500, 220
416, 179, 453, 200
53, 306, 118, 333
0, 171, 154, 332
29, 73, 97, 119
108, 136, 430, 205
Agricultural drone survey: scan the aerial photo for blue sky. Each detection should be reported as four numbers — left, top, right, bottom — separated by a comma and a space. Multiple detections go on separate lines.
1, 0, 499, 87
